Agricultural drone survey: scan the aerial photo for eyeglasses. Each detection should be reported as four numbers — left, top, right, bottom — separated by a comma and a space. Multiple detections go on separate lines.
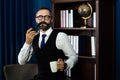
36, 15, 51, 20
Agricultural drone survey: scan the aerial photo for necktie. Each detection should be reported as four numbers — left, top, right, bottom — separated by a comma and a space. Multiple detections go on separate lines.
41, 34, 46, 48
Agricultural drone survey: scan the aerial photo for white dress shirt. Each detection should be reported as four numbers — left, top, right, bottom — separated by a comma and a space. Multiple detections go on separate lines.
18, 27, 78, 70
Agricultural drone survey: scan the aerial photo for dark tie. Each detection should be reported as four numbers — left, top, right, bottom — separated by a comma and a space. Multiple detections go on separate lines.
41, 34, 46, 48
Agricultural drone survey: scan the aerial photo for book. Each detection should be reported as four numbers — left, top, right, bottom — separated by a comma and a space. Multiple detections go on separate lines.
91, 12, 96, 56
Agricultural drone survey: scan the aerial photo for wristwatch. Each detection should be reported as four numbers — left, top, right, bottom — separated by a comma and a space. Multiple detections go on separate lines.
64, 63, 68, 69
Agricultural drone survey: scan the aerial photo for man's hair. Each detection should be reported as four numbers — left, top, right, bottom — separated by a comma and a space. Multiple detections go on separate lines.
36, 7, 52, 15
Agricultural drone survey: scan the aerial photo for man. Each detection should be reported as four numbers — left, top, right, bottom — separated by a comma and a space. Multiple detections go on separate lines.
18, 7, 78, 80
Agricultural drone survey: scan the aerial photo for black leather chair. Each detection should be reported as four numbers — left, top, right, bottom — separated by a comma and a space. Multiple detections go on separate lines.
3, 64, 38, 80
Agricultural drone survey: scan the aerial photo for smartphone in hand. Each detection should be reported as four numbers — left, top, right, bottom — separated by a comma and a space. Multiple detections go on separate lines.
31, 28, 36, 31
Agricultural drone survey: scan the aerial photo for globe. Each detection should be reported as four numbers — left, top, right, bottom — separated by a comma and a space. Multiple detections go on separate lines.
78, 3, 92, 28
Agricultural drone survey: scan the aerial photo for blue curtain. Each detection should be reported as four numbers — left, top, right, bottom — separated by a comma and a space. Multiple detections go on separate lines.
0, 0, 52, 80
116, 0, 120, 80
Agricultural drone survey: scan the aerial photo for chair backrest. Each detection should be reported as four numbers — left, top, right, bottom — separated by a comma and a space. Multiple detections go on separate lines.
3, 64, 38, 80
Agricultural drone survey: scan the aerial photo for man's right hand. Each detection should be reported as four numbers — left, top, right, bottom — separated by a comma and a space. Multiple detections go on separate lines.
25, 28, 38, 44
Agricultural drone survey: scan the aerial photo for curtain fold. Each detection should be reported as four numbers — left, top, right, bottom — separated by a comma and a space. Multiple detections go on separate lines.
0, 0, 52, 80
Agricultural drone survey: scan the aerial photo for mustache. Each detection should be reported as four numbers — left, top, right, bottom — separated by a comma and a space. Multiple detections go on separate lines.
37, 22, 48, 27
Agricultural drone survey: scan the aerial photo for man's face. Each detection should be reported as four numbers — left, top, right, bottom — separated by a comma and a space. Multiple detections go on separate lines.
35, 9, 52, 31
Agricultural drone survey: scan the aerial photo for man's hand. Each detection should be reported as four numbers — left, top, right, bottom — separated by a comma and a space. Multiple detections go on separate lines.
57, 58, 67, 71
25, 28, 38, 44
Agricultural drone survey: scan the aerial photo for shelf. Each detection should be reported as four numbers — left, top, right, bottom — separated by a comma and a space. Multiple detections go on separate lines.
79, 56, 96, 63
53, 1, 95, 11
53, 27, 95, 30
53, 0, 95, 3
53, 28, 96, 36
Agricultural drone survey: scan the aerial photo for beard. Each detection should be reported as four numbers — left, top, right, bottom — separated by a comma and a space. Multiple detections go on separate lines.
37, 22, 50, 31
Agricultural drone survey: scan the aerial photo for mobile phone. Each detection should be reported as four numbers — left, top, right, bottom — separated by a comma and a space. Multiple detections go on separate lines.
31, 28, 36, 31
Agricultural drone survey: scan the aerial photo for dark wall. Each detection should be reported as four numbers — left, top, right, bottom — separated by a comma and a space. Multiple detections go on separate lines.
116, 0, 120, 80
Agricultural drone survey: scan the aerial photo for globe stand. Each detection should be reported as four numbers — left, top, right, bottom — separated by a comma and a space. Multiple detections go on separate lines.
80, 18, 87, 28
81, 14, 91, 28
78, 3, 92, 28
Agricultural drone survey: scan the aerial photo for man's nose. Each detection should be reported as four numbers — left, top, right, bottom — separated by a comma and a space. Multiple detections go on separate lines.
41, 17, 45, 21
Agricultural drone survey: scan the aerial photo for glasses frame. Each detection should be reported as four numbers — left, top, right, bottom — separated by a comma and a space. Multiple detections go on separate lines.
36, 15, 51, 20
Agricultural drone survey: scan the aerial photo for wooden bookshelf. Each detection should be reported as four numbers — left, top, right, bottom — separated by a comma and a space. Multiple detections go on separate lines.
53, 0, 95, 3
54, 28, 96, 36
52, 0, 115, 80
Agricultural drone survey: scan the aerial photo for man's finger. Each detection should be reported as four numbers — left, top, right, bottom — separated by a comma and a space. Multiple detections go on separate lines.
27, 28, 33, 33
